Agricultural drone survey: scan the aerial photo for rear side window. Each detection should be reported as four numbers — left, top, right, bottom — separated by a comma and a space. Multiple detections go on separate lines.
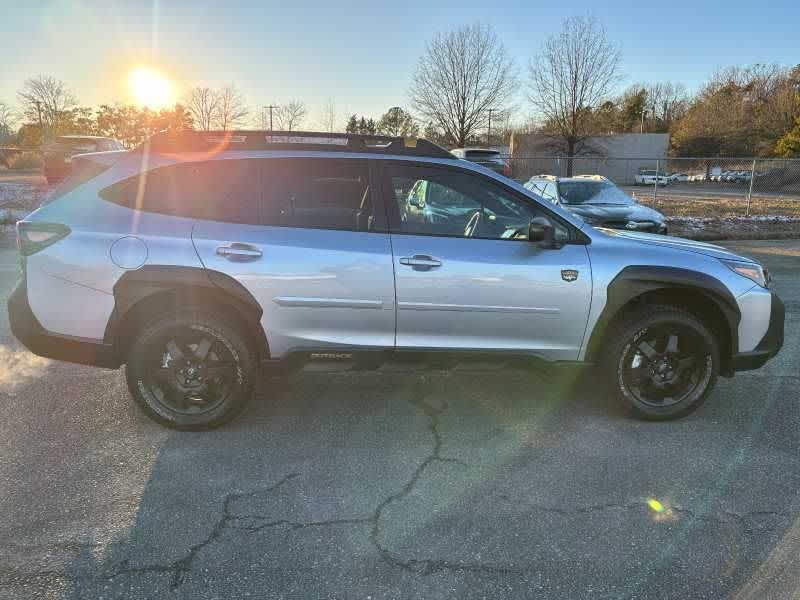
101, 159, 260, 224
262, 158, 376, 232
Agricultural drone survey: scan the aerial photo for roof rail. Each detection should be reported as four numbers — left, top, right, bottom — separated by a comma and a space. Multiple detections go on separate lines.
137, 130, 454, 159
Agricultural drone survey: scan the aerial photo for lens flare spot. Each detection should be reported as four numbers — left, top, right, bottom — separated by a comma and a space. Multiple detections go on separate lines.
647, 498, 665, 513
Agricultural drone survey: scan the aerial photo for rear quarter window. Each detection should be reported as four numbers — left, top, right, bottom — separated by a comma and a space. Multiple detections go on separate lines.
100, 159, 261, 224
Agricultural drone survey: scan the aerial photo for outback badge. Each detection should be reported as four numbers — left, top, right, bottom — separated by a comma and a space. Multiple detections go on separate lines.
561, 269, 579, 282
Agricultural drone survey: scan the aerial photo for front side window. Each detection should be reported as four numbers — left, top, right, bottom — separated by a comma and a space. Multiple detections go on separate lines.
390, 165, 567, 241
525, 179, 547, 197
262, 158, 375, 232
542, 182, 559, 203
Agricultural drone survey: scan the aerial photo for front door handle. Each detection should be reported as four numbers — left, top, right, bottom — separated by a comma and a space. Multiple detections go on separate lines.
399, 255, 442, 270
216, 243, 263, 261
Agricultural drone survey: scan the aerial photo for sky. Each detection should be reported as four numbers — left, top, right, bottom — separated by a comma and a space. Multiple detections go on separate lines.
1, 0, 798, 128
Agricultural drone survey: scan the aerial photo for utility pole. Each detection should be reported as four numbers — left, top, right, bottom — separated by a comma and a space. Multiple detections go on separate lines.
640, 107, 645, 134
263, 104, 278, 131
487, 108, 496, 146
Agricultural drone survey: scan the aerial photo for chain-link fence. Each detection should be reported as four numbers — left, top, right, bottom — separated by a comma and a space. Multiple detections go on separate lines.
506, 156, 800, 217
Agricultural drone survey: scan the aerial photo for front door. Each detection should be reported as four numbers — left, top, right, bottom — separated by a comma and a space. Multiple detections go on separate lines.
382, 162, 592, 361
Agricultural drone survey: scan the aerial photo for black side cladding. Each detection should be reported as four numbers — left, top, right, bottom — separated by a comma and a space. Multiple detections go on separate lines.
106, 266, 269, 358
585, 266, 741, 368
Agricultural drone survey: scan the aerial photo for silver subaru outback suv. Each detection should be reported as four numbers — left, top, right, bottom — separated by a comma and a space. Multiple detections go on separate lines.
8, 131, 784, 429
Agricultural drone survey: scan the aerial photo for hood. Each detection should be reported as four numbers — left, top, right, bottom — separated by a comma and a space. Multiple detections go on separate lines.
598, 228, 759, 263
570, 202, 664, 222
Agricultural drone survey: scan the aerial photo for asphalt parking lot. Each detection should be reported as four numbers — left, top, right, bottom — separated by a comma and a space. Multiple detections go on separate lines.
0, 239, 797, 599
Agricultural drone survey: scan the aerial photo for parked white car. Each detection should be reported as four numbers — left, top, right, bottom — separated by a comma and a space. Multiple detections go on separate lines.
634, 170, 671, 186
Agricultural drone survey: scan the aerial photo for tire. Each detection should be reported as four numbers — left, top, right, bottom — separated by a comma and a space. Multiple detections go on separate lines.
125, 310, 257, 430
602, 304, 719, 420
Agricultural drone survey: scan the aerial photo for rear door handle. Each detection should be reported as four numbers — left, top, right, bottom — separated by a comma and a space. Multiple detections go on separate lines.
399, 255, 442, 269
216, 243, 263, 261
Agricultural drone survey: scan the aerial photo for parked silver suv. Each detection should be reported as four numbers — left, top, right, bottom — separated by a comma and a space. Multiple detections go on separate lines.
8, 131, 784, 429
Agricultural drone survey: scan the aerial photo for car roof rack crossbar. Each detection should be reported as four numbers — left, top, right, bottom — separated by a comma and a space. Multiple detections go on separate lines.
138, 130, 453, 158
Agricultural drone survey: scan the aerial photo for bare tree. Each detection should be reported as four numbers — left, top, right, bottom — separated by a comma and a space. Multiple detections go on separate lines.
17, 76, 77, 136
528, 15, 622, 169
186, 87, 220, 131
214, 86, 249, 130
644, 82, 689, 131
409, 23, 516, 147
0, 102, 16, 139
274, 100, 307, 131
320, 98, 338, 133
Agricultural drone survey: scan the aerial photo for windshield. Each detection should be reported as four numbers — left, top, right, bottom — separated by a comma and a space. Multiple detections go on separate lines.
558, 180, 634, 205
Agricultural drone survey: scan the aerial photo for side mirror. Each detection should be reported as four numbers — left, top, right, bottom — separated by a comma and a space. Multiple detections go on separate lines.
529, 216, 556, 248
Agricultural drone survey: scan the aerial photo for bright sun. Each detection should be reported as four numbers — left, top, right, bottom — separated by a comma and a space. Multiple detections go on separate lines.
129, 68, 172, 109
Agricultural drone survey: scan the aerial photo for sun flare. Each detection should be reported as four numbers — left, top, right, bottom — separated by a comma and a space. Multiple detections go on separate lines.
129, 67, 172, 109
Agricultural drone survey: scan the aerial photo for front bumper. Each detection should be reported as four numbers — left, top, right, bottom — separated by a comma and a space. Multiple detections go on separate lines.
8, 276, 120, 368
732, 292, 785, 372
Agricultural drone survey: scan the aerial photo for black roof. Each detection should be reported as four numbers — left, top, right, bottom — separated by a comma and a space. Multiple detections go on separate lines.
138, 130, 453, 158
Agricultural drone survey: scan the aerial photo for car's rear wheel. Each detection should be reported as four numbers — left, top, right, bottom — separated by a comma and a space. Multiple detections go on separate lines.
603, 305, 719, 420
126, 311, 256, 430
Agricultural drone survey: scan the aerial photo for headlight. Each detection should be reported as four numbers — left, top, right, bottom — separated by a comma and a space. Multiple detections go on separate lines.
722, 259, 769, 288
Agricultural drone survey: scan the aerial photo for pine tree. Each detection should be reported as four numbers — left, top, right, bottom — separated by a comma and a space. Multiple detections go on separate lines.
776, 115, 800, 157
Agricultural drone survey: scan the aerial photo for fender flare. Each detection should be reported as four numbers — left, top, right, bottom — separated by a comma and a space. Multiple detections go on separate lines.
585, 265, 741, 365
105, 265, 269, 358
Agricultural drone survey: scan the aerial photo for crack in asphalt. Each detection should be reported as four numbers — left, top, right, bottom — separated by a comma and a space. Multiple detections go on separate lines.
164, 471, 302, 587
217, 385, 488, 575
364, 390, 516, 575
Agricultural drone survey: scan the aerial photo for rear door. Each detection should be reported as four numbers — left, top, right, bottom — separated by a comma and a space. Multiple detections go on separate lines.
191, 157, 396, 357
382, 161, 592, 360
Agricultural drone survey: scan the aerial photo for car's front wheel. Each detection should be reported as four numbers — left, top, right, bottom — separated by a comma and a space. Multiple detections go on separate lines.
125, 311, 257, 430
603, 305, 719, 420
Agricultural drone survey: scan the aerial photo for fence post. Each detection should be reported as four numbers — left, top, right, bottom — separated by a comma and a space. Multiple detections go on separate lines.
653, 158, 659, 208
746, 158, 756, 216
